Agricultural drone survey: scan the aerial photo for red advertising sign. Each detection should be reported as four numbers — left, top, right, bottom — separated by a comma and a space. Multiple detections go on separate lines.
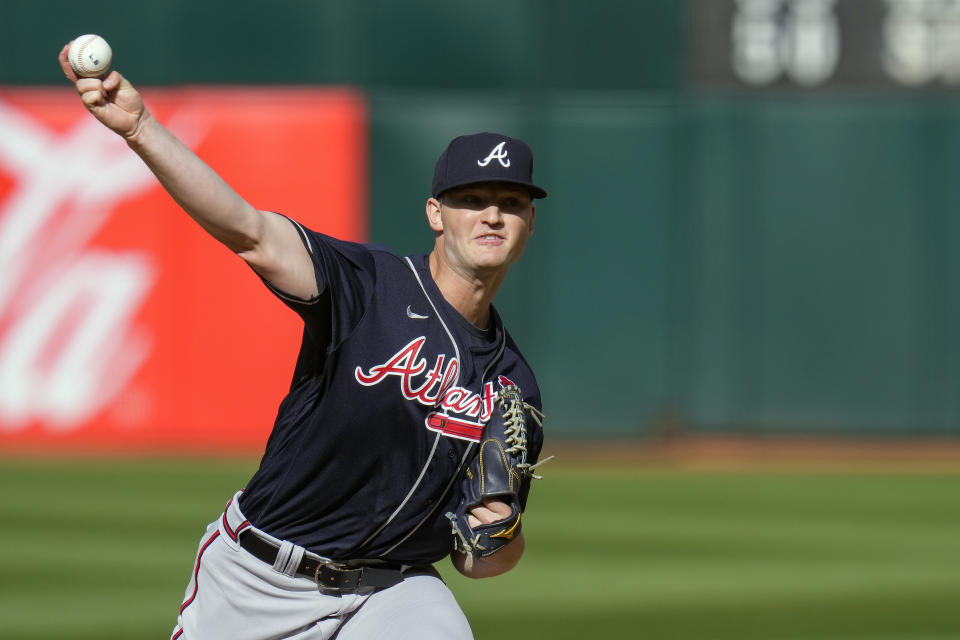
0, 88, 367, 454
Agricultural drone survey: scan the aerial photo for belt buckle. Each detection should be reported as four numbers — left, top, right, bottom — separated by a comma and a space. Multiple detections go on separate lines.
313, 561, 356, 594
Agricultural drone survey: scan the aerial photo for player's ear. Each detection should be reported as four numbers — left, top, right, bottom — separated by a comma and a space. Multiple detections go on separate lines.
426, 198, 443, 232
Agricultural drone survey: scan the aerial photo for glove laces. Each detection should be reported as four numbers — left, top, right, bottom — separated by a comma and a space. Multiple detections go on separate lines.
497, 386, 553, 480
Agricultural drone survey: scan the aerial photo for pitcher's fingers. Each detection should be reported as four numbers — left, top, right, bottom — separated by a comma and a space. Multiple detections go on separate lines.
480, 498, 512, 519
80, 84, 107, 107
58, 43, 79, 82
102, 70, 122, 92
468, 503, 498, 525
76, 77, 105, 95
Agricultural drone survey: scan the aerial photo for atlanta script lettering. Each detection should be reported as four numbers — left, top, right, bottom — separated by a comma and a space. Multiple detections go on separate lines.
354, 336, 502, 422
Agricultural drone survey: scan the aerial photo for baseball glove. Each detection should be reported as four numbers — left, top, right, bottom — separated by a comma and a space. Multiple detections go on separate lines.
446, 383, 551, 558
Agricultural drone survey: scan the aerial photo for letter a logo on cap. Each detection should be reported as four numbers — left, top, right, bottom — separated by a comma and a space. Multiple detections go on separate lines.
477, 141, 511, 168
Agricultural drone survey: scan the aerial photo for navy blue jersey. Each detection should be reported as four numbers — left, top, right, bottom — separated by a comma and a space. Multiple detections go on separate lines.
238, 220, 544, 566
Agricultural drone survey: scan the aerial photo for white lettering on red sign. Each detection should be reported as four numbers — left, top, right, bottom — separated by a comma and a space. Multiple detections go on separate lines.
0, 99, 199, 431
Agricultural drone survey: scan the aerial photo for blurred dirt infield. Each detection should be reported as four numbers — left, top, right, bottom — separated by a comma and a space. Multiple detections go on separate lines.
547, 436, 960, 471
4, 436, 959, 472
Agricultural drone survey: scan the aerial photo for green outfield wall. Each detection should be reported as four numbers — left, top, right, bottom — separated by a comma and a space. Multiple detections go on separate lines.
367, 92, 960, 437
7, 0, 684, 89
9, 1, 960, 437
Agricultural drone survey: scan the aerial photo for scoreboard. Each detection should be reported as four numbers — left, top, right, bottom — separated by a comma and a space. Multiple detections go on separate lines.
691, 0, 960, 89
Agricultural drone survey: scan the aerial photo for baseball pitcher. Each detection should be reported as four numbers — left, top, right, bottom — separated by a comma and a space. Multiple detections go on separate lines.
59, 41, 549, 640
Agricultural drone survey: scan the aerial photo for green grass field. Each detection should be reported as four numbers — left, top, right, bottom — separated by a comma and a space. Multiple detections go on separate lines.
1, 456, 958, 639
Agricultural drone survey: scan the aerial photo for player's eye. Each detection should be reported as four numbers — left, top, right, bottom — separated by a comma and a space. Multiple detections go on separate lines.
458, 194, 485, 208
499, 197, 529, 213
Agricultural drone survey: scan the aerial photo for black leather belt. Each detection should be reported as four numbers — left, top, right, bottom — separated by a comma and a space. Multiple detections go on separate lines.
238, 529, 438, 593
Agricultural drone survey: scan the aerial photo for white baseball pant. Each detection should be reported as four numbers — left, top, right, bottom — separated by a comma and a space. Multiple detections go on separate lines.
170, 492, 473, 640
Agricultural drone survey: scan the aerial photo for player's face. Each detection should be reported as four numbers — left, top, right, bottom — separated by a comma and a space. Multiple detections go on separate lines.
428, 182, 536, 275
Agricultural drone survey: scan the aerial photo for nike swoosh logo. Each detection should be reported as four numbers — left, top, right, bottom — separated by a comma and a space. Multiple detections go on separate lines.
406, 305, 429, 320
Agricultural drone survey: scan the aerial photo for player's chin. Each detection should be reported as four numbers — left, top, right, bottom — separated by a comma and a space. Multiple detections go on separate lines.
471, 250, 516, 272
473, 240, 524, 266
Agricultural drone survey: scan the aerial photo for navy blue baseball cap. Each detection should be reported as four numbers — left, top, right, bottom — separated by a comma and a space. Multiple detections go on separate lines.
431, 132, 547, 199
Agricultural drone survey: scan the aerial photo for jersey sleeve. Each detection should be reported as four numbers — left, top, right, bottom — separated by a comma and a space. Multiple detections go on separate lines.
258, 216, 376, 350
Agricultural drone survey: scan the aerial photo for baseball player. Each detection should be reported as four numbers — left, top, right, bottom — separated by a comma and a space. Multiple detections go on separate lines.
59, 44, 547, 639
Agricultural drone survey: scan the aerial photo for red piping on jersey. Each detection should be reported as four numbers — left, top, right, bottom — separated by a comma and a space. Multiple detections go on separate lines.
171, 628, 183, 639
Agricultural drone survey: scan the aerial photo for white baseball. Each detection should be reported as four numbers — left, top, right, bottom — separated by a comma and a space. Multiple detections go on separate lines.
68, 34, 112, 78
